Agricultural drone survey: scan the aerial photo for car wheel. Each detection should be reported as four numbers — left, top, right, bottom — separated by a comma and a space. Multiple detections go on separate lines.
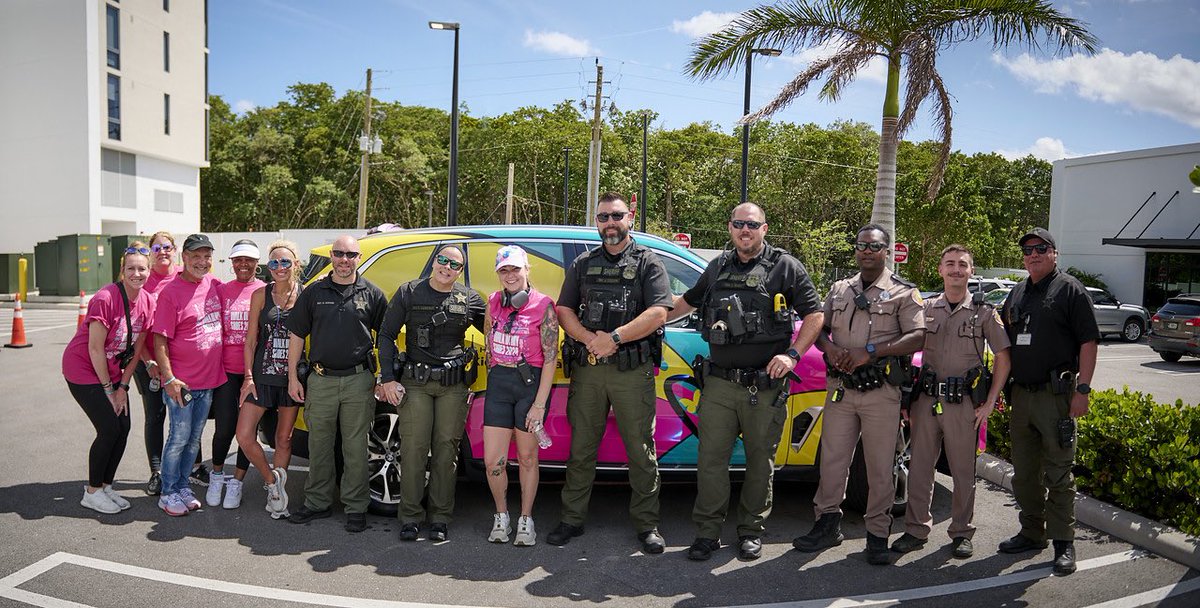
1122, 318, 1144, 342
1159, 351, 1183, 363
367, 412, 402, 517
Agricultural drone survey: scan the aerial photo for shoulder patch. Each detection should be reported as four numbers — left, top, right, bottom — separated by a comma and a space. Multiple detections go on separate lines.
911, 290, 924, 305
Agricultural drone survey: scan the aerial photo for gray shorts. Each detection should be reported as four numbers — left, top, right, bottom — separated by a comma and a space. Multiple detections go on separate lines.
483, 365, 543, 431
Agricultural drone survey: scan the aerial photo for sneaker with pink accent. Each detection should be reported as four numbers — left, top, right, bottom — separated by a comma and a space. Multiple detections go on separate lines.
158, 493, 189, 517
179, 487, 202, 511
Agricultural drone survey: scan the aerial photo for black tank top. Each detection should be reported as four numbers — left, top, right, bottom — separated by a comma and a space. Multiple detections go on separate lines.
253, 285, 300, 386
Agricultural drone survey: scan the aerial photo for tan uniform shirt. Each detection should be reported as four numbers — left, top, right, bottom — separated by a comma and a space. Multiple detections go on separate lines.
823, 268, 925, 354
921, 295, 1011, 382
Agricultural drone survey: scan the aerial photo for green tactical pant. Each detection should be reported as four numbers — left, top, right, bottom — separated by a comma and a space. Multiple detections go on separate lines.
397, 380, 470, 524
693, 376, 787, 539
559, 361, 660, 532
1009, 385, 1077, 542
302, 370, 375, 514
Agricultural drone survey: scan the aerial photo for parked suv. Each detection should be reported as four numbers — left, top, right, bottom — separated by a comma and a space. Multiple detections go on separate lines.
287, 225, 909, 516
1087, 287, 1149, 342
1148, 294, 1200, 362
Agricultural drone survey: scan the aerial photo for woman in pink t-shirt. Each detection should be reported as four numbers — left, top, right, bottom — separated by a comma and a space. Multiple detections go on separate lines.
62, 242, 155, 514
482, 246, 558, 546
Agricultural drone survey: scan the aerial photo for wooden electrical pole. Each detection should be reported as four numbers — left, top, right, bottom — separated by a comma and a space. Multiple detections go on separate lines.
505, 162, 515, 224
356, 68, 373, 230
585, 63, 603, 226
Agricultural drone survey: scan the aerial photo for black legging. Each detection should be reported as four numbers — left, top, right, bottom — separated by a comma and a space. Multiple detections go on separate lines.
211, 372, 246, 471
69, 381, 131, 487
132, 362, 164, 472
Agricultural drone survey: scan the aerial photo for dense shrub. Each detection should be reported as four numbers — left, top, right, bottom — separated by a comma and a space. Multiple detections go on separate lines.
987, 388, 1200, 535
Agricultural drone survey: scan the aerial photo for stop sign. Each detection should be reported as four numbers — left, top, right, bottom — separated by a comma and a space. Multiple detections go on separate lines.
673, 233, 692, 248
894, 242, 909, 264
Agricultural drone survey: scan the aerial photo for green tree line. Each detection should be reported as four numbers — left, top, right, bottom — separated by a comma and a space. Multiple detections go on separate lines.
201, 83, 1050, 289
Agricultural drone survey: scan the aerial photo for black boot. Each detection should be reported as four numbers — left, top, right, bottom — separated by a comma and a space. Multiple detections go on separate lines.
1052, 540, 1077, 575
792, 513, 844, 552
866, 533, 891, 565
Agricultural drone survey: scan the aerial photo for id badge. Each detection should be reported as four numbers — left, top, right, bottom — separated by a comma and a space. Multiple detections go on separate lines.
1016, 333, 1032, 346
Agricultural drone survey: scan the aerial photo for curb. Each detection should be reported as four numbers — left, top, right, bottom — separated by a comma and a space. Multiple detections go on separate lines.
977, 452, 1200, 571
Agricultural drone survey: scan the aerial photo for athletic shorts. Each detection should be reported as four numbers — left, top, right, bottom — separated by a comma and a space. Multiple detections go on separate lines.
245, 383, 297, 410
483, 365, 543, 432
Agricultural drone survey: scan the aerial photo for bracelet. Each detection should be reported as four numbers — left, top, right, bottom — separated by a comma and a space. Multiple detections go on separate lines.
531, 403, 545, 409
163, 377, 177, 387
118, 383, 129, 391
104, 386, 115, 395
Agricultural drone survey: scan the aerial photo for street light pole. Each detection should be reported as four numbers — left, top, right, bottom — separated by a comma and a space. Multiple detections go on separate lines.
562, 147, 570, 225
425, 189, 434, 227
640, 111, 648, 232
430, 21, 461, 226
741, 48, 781, 204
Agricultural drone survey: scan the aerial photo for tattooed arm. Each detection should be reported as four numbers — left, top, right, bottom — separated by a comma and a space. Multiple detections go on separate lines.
525, 303, 560, 430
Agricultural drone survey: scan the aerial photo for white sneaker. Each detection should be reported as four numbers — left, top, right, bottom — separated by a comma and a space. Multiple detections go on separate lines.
514, 515, 536, 546
222, 478, 243, 509
489, 512, 511, 543
179, 487, 202, 511
101, 485, 131, 510
158, 493, 189, 517
81, 486, 121, 514
272, 468, 289, 514
205, 471, 226, 507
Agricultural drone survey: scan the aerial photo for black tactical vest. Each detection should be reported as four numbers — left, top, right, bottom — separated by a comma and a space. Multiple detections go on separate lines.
577, 246, 646, 332
700, 249, 793, 345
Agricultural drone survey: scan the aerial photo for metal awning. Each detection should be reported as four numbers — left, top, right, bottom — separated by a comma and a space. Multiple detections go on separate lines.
1101, 238, 1200, 250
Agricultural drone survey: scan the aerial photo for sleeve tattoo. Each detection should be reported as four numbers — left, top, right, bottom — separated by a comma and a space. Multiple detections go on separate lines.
541, 305, 559, 363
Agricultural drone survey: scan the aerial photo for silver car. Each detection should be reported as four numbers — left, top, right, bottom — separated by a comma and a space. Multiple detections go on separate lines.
1087, 287, 1149, 342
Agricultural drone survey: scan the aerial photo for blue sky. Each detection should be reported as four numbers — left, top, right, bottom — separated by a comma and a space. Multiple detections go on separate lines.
209, 0, 1200, 162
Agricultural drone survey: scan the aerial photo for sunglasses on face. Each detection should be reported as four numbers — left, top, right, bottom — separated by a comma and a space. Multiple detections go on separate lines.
730, 219, 764, 230
854, 241, 888, 252
125, 247, 151, 256
267, 259, 294, 271
151, 244, 174, 253
1021, 243, 1052, 256
331, 250, 360, 260
595, 211, 628, 223
435, 254, 464, 271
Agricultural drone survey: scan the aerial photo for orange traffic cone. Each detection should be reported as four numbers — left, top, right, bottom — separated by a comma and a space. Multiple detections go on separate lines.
5, 294, 32, 349
77, 290, 87, 327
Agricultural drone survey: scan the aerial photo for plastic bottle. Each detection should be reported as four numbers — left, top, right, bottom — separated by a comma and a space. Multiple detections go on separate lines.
530, 420, 552, 449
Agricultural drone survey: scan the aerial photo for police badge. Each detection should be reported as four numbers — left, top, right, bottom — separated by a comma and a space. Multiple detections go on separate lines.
622, 265, 636, 280
746, 274, 760, 288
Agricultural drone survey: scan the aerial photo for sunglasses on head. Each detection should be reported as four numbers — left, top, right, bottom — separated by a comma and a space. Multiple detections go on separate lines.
435, 254, 464, 271
151, 244, 174, 253
731, 219, 764, 230
331, 250, 360, 260
1021, 243, 1052, 256
595, 211, 628, 223
267, 259, 294, 271
125, 247, 151, 256
854, 241, 888, 252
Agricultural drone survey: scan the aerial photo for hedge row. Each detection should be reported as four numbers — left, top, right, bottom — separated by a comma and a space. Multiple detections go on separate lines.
986, 388, 1200, 536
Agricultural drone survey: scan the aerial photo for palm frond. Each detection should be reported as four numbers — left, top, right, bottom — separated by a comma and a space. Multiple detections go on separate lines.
924, 0, 1098, 56
925, 70, 954, 202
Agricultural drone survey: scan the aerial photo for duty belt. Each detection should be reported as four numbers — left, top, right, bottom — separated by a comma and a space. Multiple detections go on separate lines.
706, 362, 779, 390
312, 362, 370, 377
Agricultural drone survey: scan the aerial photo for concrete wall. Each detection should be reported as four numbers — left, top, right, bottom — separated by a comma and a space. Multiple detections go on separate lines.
1049, 143, 1200, 305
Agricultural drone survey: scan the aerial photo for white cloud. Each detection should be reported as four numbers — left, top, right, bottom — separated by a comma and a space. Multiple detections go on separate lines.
670, 11, 740, 39
522, 30, 596, 57
998, 137, 1071, 161
993, 48, 1200, 128
779, 42, 888, 83
234, 99, 256, 114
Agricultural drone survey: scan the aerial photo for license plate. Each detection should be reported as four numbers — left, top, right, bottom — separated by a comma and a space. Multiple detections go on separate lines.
1167, 322, 1179, 330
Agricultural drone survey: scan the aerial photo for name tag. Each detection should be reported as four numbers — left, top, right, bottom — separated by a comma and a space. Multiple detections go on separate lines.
1016, 333, 1032, 346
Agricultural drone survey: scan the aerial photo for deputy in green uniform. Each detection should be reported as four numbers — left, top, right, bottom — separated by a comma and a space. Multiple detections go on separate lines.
378, 245, 485, 542
793, 224, 925, 565
285, 235, 389, 533
546, 192, 674, 554
667, 202, 823, 561
999, 228, 1098, 575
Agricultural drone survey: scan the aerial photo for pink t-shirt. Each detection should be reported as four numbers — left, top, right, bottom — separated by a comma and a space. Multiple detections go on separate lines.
144, 266, 180, 297
218, 278, 265, 374
487, 288, 555, 368
62, 283, 154, 385
153, 273, 225, 390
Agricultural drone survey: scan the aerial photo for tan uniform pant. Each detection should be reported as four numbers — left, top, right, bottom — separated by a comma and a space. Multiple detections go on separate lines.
904, 394, 979, 540
814, 381, 900, 538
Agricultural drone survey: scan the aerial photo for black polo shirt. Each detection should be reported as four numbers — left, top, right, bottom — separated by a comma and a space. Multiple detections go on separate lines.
682, 242, 822, 368
286, 273, 388, 371
1001, 267, 1099, 384
378, 278, 486, 380
557, 238, 674, 319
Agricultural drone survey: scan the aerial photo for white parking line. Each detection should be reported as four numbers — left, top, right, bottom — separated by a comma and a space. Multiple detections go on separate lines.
1082, 576, 1200, 608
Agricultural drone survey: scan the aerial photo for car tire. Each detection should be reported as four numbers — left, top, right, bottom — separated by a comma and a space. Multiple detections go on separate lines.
1159, 351, 1183, 363
367, 411, 402, 517
1122, 318, 1144, 342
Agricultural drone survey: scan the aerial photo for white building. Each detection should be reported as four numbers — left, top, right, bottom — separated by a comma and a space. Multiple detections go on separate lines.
1050, 143, 1200, 308
0, 0, 208, 253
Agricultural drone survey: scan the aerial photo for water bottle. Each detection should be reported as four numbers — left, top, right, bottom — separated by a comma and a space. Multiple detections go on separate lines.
530, 420, 552, 449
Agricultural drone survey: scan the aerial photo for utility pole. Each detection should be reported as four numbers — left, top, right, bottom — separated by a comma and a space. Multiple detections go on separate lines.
585, 62, 604, 226
561, 147, 570, 225
640, 111, 648, 232
505, 162, 515, 224
425, 189, 433, 227
356, 68, 373, 230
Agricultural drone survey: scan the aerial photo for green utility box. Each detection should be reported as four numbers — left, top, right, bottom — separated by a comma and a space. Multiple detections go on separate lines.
108, 234, 148, 281
0, 253, 35, 294
57, 234, 112, 296
34, 240, 59, 296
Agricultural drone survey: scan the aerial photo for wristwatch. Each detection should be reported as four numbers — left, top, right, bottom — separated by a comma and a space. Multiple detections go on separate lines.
610, 331, 622, 345
1075, 382, 1091, 395
865, 343, 877, 359
786, 348, 801, 361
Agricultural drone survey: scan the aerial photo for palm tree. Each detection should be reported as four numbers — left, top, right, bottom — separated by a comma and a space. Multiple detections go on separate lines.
687, 0, 1097, 240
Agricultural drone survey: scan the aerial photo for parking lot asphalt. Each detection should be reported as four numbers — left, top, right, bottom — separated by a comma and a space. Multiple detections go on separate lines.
1, 309, 1197, 608
1091, 338, 1199, 407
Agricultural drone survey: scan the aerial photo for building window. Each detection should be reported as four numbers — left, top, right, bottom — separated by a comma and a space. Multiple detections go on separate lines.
163, 0, 169, 11
101, 149, 136, 208
107, 74, 121, 140
164, 94, 171, 135
163, 31, 170, 72
106, 5, 120, 69
154, 190, 184, 213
